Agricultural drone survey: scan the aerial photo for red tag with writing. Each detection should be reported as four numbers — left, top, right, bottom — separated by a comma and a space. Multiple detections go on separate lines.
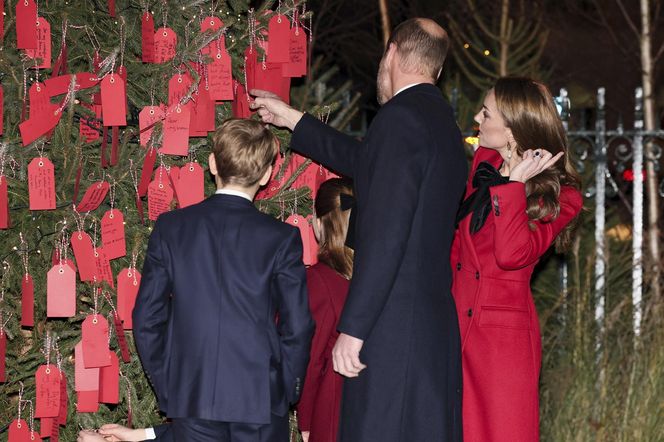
8, 419, 36, 442
94, 247, 114, 288
138, 146, 158, 197
0, 175, 9, 229
99, 351, 119, 403
139, 105, 164, 147
46, 264, 75, 317
29, 82, 50, 118
117, 268, 141, 329
154, 27, 177, 64
282, 27, 307, 77
101, 209, 126, 260
161, 105, 190, 156
268, 15, 290, 63
25, 17, 51, 69
74, 341, 99, 391
0, 330, 6, 382
142, 12, 155, 62
21, 274, 34, 327
79, 103, 101, 143
101, 74, 127, 126
200, 16, 224, 57
254, 62, 288, 101
71, 231, 97, 281
15, 0, 37, 49
177, 162, 205, 208
58, 375, 68, 425
168, 72, 193, 106
208, 48, 234, 101
82, 315, 111, 368
232, 82, 252, 119
189, 85, 215, 136
148, 179, 174, 220
28, 157, 56, 210
19, 105, 61, 146
75, 180, 109, 212
35, 364, 61, 417
112, 313, 131, 362
286, 214, 314, 265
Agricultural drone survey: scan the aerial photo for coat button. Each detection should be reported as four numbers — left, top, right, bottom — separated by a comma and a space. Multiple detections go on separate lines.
456, 263, 462, 271
467, 309, 473, 317
475, 271, 480, 279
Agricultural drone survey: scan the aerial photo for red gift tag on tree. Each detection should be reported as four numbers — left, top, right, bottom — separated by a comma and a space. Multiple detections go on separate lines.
244, 47, 258, 91
161, 105, 190, 156
207, 48, 234, 101
19, 104, 61, 146
21, 274, 34, 327
46, 264, 75, 317
0, 329, 6, 382
94, 247, 114, 287
15, 0, 37, 49
138, 146, 158, 197
148, 177, 174, 220
168, 72, 193, 106
112, 313, 131, 362
79, 103, 101, 143
268, 15, 290, 63
282, 27, 307, 77
101, 209, 126, 260
71, 231, 97, 281
40, 418, 53, 438
200, 16, 224, 57
100, 74, 126, 126
141, 12, 155, 63
25, 17, 51, 69
82, 315, 111, 368
154, 27, 177, 64
189, 85, 215, 137
117, 268, 141, 329
29, 82, 50, 118
28, 157, 56, 210
255, 62, 288, 101
286, 214, 315, 265
35, 364, 61, 417
8, 419, 37, 442
139, 105, 164, 147
177, 162, 204, 208
0, 175, 9, 229
57, 375, 67, 425
256, 154, 284, 200
75, 180, 109, 213
99, 351, 119, 403
74, 342, 99, 412
232, 82, 252, 119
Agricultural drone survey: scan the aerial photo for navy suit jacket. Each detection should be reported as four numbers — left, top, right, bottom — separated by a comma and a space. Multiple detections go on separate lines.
133, 194, 314, 425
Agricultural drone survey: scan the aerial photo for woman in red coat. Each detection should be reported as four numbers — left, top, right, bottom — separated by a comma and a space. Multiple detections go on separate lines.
452, 77, 583, 441
297, 178, 354, 442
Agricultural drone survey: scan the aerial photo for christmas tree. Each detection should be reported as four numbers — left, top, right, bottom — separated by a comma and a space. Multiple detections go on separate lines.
0, 1, 352, 439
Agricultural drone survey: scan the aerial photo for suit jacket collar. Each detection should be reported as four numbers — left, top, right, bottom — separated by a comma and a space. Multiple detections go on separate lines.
390, 83, 440, 101
204, 193, 255, 208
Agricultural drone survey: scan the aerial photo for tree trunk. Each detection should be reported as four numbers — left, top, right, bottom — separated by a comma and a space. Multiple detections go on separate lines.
379, 0, 391, 48
640, 0, 661, 307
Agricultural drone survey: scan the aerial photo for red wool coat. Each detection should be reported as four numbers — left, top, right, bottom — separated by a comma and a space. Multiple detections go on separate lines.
297, 262, 350, 442
451, 147, 583, 441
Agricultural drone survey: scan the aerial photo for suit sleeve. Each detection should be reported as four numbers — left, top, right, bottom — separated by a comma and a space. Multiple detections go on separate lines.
274, 227, 315, 404
297, 269, 337, 431
489, 183, 583, 269
132, 218, 172, 410
337, 104, 427, 340
290, 113, 362, 177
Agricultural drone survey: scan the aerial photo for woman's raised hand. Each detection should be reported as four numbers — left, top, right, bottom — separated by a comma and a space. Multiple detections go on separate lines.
509, 149, 564, 183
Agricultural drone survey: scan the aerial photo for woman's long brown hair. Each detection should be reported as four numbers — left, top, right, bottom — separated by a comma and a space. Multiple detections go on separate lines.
315, 178, 354, 279
494, 77, 582, 252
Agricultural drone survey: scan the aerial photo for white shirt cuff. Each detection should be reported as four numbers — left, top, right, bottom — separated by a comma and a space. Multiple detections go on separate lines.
145, 428, 157, 440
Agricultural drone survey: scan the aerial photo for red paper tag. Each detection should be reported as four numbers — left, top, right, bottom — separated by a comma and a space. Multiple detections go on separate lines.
82, 315, 111, 368
94, 247, 114, 288
35, 365, 61, 417
46, 264, 75, 317
75, 180, 109, 212
112, 313, 131, 362
79, 103, 101, 143
71, 231, 97, 281
161, 105, 190, 156
101, 209, 126, 260
101, 74, 127, 126
29, 82, 51, 117
268, 15, 291, 63
58, 375, 68, 425
168, 72, 193, 106
138, 147, 158, 197
232, 82, 252, 119
74, 341, 99, 391
28, 157, 56, 210
99, 351, 119, 403
50, 423, 59, 442
40, 418, 53, 438
21, 274, 34, 327
154, 27, 177, 64
117, 268, 141, 329
15, 0, 37, 49
254, 62, 288, 102
0, 175, 9, 229
148, 178, 174, 220
207, 48, 234, 101
200, 16, 224, 57
19, 105, 61, 146
0, 330, 6, 382
282, 27, 307, 77
256, 154, 284, 200
76, 390, 99, 413
286, 214, 314, 265
177, 162, 205, 208
8, 419, 36, 442
244, 47, 258, 91
189, 85, 215, 136
25, 17, 51, 69
139, 105, 164, 147
142, 12, 155, 62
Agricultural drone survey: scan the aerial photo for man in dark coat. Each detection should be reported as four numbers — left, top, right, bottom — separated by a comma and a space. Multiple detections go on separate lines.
252, 18, 467, 442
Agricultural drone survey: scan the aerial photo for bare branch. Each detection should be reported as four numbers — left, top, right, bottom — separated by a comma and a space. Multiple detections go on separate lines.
614, 0, 641, 38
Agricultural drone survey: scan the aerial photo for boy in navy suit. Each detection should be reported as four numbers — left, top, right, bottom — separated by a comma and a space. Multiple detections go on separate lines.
132, 118, 314, 442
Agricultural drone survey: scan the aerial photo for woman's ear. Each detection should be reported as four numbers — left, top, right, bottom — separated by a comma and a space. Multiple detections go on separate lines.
505, 127, 516, 146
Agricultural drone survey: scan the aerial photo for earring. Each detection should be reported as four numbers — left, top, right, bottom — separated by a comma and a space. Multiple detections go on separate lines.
507, 142, 512, 160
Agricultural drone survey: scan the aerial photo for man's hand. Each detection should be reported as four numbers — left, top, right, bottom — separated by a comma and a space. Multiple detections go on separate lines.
301, 431, 310, 442
249, 89, 304, 130
77, 430, 108, 442
509, 149, 564, 183
332, 333, 367, 378
98, 424, 147, 442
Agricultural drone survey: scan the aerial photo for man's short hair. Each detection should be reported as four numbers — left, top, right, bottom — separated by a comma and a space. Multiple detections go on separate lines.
387, 18, 449, 80
211, 119, 278, 187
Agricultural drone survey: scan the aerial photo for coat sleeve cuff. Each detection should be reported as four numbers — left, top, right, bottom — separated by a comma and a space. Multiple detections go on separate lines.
489, 181, 527, 217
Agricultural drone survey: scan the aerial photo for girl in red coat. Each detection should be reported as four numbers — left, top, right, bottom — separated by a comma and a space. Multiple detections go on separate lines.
297, 178, 354, 442
452, 77, 583, 441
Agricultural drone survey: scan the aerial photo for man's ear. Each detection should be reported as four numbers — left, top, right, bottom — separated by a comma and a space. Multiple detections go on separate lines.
258, 165, 272, 186
209, 153, 218, 176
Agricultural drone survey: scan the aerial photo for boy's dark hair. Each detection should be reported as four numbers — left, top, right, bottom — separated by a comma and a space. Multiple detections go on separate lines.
211, 119, 279, 186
